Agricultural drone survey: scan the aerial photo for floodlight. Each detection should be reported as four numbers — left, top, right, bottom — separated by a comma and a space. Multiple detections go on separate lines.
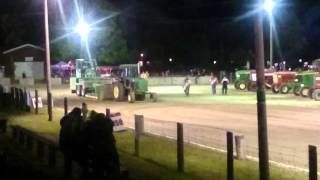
263, 0, 275, 14
75, 19, 91, 38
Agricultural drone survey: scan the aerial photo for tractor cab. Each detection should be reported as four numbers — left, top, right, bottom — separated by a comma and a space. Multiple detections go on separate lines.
75, 59, 97, 78
70, 59, 99, 94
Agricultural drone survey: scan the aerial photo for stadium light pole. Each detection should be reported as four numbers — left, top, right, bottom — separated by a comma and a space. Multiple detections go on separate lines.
44, 0, 53, 121
256, 0, 269, 179
264, 0, 275, 69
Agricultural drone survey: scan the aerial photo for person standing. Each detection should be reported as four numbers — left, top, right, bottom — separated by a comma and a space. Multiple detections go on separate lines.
183, 77, 192, 96
221, 76, 230, 95
59, 107, 82, 177
209, 73, 218, 95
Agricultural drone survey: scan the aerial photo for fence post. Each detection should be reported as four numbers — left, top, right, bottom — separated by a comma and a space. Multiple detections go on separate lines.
82, 102, 88, 120
134, 115, 144, 156
64, 97, 68, 115
15, 88, 19, 108
177, 123, 184, 173
235, 135, 245, 160
48, 92, 53, 121
24, 88, 30, 112
10, 87, 14, 107
309, 145, 317, 180
106, 108, 111, 118
227, 131, 234, 180
35, 89, 38, 114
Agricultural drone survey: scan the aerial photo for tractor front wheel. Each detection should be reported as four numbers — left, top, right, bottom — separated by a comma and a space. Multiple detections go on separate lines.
312, 89, 320, 101
280, 85, 290, 94
238, 82, 247, 91
128, 90, 135, 103
271, 84, 280, 94
300, 87, 310, 97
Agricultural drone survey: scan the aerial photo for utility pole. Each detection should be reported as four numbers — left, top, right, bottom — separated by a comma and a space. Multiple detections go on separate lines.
44, 0, 53, 121
254, 0, 269, 179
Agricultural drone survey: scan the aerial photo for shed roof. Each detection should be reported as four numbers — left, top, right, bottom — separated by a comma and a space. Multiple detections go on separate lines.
2, 44, 45, 55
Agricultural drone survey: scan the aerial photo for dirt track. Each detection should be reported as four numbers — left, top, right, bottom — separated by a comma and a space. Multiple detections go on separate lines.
36, 85, 320, 169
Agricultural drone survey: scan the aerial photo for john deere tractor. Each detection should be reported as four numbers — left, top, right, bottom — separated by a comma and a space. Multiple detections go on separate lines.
70, 59, 154, 103
234, 70, 250, 90
292, 72, 318, 97
309, 74, 320, 100
111, 64, 149, 102
234, 69, 273, 91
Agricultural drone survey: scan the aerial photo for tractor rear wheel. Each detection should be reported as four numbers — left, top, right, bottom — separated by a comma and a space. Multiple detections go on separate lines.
271, 84, 280, 94
312, 89, 320, 101
113, 83, 125, 101
238, 82, 247, 91
308, 88, 315, 99
300, 87, 310, 97
293, 87, 301, 96
280, 85, 290, 94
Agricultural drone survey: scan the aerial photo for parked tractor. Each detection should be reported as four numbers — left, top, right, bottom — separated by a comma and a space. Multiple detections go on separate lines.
234, 70, 250, 90
309, 74, 320, 100
70, 59, 155, 103
234, 70, 273, 91
291, 72, 318, 97
271, 71, 296, 94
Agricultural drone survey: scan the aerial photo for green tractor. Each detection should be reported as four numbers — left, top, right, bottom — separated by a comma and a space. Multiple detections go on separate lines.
309, 74, 320, 100
234, 70, 250, 90
70, 59, 155, 103
111, 64, 150, 102
234, 69, 273, 91
291, 72, 318, 97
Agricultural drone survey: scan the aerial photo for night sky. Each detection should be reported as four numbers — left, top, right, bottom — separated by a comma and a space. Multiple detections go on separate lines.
1, 0, 320, 71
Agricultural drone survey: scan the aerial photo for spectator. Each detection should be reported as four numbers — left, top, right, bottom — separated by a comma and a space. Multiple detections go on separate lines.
80, 112, 120, 179
209, 73, 218, 95
221, 76, 230, 95
183, 77, 192, 96
59, 107, 82, 177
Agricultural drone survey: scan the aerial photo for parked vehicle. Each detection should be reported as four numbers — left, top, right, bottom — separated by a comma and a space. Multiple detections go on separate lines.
271, 71, 296, 94
70, 59, 155, 103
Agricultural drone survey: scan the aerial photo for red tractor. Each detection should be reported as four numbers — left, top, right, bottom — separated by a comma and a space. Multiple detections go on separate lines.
271, 71, 296, 94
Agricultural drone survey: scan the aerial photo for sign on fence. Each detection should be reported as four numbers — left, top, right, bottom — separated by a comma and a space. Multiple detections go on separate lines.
110, 112, 126, 132
32, 97, 43, 108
